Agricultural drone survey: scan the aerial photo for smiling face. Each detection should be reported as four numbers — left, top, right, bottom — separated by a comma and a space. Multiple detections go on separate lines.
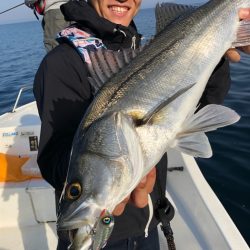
89, 0, 142, 27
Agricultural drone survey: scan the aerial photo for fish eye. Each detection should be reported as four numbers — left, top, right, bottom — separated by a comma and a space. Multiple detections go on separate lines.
102, 216, 112, 225
66, 182, 82, 200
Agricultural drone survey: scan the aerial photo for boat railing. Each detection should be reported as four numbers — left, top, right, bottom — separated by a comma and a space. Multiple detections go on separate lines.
12, 85, 33, 113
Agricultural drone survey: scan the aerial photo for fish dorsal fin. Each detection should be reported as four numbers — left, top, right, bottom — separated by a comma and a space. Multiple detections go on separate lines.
172, 104, 240, 158
155, 3, 197, 34
232, 20, 250, 48
87, 48, 138, 95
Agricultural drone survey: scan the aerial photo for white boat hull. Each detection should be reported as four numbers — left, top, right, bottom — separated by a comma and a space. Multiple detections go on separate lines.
0, 102, 248, 250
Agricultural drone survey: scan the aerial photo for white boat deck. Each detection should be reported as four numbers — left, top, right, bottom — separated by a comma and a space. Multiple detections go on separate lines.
0, 102, 249, 250
0, 180, 57, 250
0, 102, 40, 128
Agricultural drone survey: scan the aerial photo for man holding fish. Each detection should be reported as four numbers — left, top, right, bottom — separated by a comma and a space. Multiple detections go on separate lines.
33, 0, 250, 249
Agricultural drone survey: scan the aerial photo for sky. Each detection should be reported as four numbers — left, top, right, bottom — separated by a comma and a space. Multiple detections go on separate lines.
0, 0, 200, 25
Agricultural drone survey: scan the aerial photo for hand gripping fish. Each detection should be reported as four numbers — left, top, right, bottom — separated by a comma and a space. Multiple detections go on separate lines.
57, 1, 250, 249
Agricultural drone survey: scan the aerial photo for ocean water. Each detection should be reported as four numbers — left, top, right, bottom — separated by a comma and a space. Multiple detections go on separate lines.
0, 21, 45, 113
0, 8, 249, 246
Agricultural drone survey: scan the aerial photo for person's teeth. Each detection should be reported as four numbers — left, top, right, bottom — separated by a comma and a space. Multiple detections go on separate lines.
111, 6, 128, 13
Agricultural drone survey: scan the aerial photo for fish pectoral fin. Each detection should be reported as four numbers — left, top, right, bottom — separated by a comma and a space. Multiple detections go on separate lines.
87, 49, 138, 95
173, 132, 212, 158
155, 3, 198, 34
232, 20, 250, 48
172, 104, 240, 158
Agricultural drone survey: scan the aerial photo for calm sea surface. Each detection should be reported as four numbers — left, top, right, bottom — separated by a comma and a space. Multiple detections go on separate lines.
0, 8, 249, 245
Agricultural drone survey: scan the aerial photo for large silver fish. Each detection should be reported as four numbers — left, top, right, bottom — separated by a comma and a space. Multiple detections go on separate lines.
57, 0, 250, 249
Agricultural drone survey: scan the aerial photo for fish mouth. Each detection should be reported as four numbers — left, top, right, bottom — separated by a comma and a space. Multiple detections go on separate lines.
57, 216, 95, 249
57, 201, 99, 231
68, 225, 94, 250
69, 228, 78, 242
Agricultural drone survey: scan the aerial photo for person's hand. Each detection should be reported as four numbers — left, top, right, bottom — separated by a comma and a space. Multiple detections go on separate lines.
113, 167, 156, 216
225, 8, 250, 62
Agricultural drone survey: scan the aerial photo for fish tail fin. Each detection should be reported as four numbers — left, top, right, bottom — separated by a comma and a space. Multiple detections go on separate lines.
232, 20, 250, 47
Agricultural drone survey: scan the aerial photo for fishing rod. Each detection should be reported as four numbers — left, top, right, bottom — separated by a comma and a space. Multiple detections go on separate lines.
0, 3, 25, 15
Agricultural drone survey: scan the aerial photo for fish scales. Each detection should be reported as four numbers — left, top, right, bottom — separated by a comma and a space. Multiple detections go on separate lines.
80, 0, 236, 131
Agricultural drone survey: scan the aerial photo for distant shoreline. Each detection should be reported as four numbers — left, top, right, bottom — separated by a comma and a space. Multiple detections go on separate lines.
0, 19, 40, 26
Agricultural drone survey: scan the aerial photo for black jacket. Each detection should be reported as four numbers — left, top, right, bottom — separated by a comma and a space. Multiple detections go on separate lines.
33, 0, 231, 243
